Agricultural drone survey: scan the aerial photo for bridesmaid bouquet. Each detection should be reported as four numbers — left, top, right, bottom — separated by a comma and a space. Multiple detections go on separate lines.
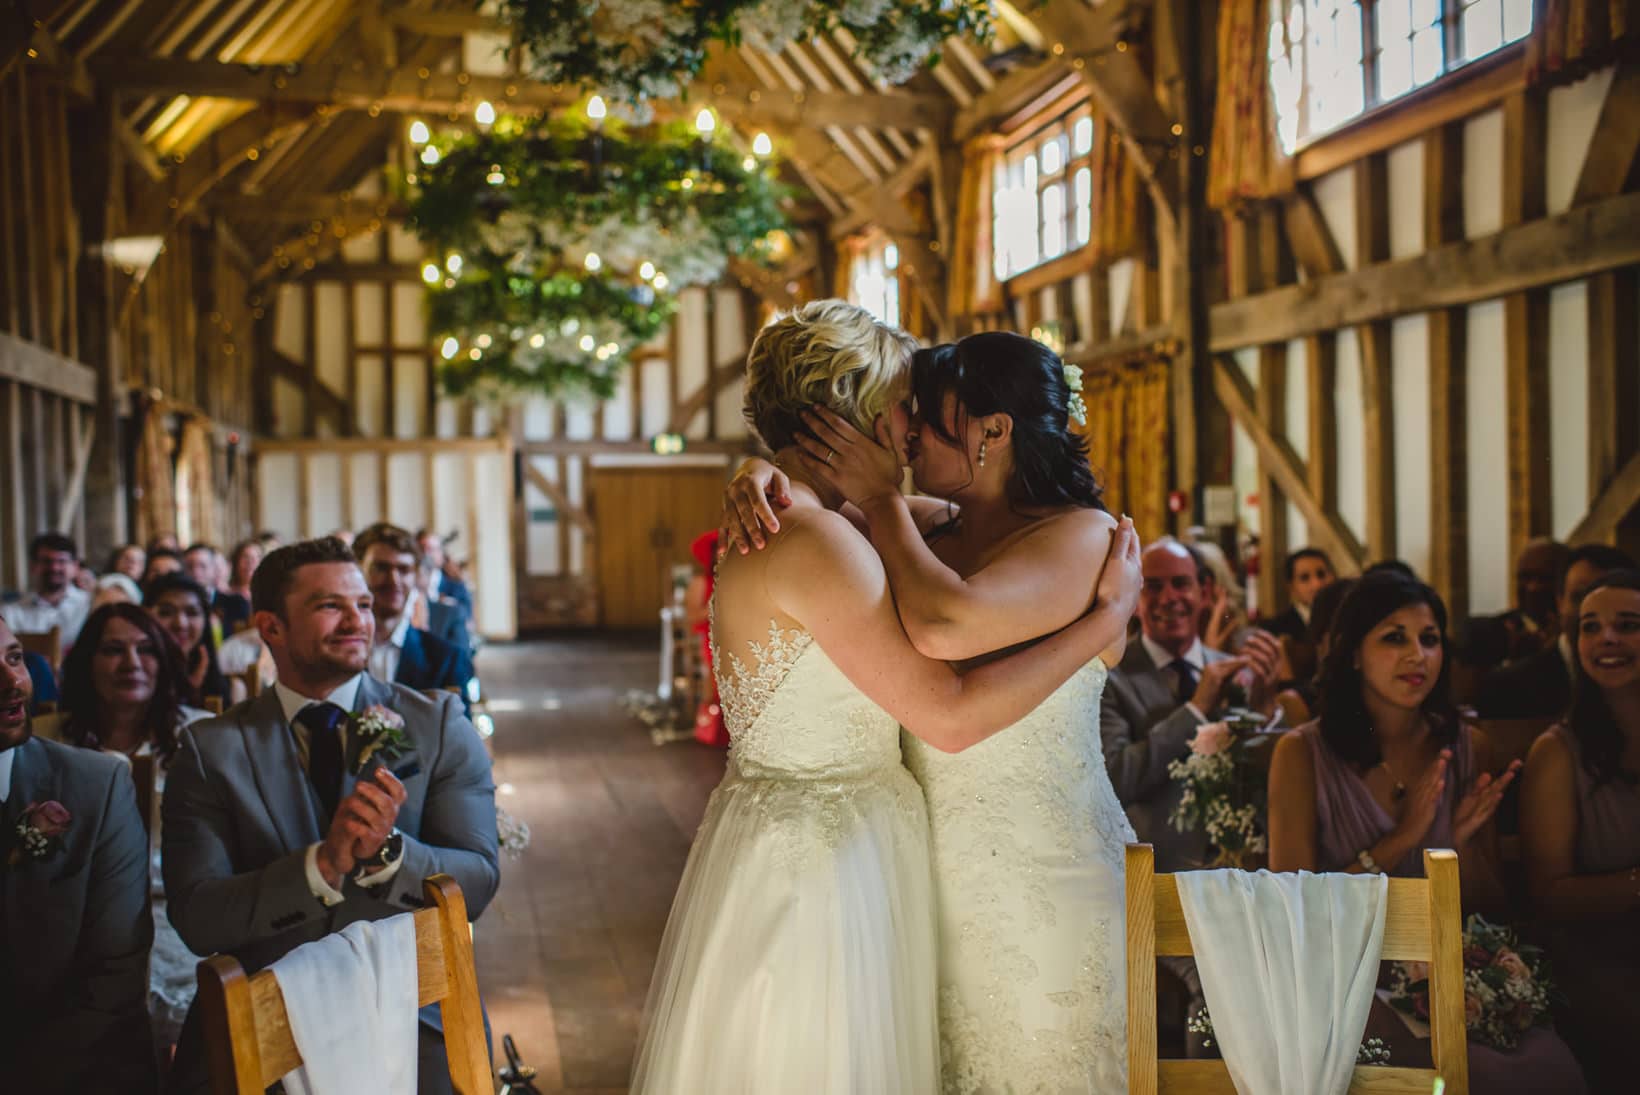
1167, 708, 1272, 868
1386, 915, 1557, 1050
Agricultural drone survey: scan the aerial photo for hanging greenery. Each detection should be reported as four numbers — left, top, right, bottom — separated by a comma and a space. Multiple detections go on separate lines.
498, 0, 998, 102
408, 111, 790, 400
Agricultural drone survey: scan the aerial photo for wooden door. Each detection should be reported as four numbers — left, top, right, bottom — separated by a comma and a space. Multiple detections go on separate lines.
591, 466, 727, 629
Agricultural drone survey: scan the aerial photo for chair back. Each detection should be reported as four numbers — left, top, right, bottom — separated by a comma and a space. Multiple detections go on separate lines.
203, 695, 225, 716
1124, 843, 1468, 1095
238, 665, 263, 699
198, 875, 490, 1094
18, 626, 61, 671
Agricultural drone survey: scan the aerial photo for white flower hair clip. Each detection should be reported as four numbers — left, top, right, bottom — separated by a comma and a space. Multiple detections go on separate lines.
1063, 362, 1087, 426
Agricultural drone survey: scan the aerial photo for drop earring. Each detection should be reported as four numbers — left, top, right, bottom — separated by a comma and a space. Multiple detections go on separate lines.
977, 440, 988, 467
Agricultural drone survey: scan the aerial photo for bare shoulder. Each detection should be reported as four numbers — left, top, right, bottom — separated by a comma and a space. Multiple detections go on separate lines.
1525, 724, 1575, 772
1271, 726, 1316, 775
764, 508, 888, 619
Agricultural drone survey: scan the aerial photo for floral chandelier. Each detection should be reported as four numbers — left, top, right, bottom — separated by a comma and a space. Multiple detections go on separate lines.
498, 0, 998, 101
407, 105, 790, 400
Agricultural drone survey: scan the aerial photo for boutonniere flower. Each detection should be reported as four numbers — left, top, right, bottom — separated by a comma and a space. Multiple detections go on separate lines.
349, 705, 411, 775
8, 800, 71, 865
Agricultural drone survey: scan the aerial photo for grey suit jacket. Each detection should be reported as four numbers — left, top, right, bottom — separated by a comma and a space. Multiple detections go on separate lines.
161, 674, 498, 1090
1, 736, 156, 1095
1099, 642, 1229, 872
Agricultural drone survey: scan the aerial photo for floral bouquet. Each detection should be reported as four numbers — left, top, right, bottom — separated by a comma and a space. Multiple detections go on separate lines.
8, 800, 71, 866
1167, 707, 1275, 868
1386, 915, 1557, 1051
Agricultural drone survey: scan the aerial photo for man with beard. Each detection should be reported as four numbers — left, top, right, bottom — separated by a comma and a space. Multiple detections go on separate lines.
161, 537, 498, 1094
353, 523, 474, 708
2, 532, 93, 648
0, 618, 155, 1094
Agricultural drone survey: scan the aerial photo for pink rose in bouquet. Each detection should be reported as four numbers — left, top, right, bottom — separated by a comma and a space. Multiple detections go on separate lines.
1190, 722, 1233, 756
8, 800, 72, 865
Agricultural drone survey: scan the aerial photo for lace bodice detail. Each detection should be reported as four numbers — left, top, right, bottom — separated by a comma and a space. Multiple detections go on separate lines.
712, 610, 904, 781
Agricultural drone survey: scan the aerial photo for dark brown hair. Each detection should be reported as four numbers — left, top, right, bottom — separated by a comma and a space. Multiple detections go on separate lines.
251, 537, 359, 617
353, 523, 421, 565
60, 603, 188, 761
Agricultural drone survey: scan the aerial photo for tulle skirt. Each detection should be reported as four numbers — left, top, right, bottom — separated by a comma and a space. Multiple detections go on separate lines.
631, 764, 941, 1094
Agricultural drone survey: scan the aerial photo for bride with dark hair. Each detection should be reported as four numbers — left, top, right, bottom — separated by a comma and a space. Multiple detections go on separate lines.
724, 329, 1137, 1092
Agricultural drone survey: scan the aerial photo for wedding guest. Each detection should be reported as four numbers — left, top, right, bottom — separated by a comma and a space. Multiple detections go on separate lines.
1520, 570, 1640, 1092
1477, 544, 1636, 719
57, 604, 211, 1053
144, 574, 243, 711
353, 523, 474, 706
162, 537, 499, 1095
1364, 559, 1418, 579
418, 558, 474, 653
0, 617, 157, 1094
107, 543, 147, 584
93, 572, 143, 611
225, 538, 263, 602
418, 527, 473, 623
255, 530, 283, 553
1273, 576, 1357, 727
328, 527, 356, 547
184, 543, 249, 637
2, 532, 92, 648
1267, 569, 1585, 1092
142, 548, 183, 584
1464, 538, 1570, 673
146, 534, 181, 555
1184, 536, 1250, 652
1262, 547, 1335, 643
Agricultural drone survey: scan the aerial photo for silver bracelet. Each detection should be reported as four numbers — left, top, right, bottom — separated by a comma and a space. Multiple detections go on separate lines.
1357, 849, 1383, 875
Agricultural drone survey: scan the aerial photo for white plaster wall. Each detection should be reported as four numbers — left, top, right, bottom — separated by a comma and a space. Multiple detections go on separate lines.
471, 449, 517, 636
1312, 167, 1359, 268
1386, 139, 1425, 259
314, 284, 347, 393
639, 359, 671, 437
258, 453, 299, 537
304, 455, 344, 536
1549, 282, 1591, 538
355, 355, 385, 437
385, 453, 428, 533
1463, 109, 1504, 239
601, 369, 636, 441
1108, 258, 1135, 331
524, 455, 561, 576
563, 398, 597, 441
431, 454, 469, 553
347, 454, 381, 530
677, 288, 710, 436
354, 283, 384, 346
1466, 301, 1510, 612
1391, 315, 1433, 579
393, 357, 427, 439
1546, 66, 1617, 215
274, 285, 304, 359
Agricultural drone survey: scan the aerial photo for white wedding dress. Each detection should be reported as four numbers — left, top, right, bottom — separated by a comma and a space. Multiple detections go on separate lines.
903, 658, 1133, 1094
631, 618, 940, 1093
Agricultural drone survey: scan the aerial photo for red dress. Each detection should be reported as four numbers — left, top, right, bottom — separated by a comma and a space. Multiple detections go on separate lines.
690, 530, 729, 748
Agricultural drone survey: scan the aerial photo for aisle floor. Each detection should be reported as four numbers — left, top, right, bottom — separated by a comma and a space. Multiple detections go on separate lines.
472, 635, 725, 1093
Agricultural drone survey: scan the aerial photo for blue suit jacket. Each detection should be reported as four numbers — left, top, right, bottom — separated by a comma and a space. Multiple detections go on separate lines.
427, 600, 474, 654
25, 651, 58, 712
397, 627, 475, 712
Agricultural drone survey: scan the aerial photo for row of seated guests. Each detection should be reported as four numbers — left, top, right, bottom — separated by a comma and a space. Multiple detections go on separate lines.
0, 536, 500, 1095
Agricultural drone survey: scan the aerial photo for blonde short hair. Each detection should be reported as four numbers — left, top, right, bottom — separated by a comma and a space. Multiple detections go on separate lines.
743, 299, 917, 450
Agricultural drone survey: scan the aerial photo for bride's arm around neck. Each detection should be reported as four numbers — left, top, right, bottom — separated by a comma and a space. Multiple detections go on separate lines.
763, 510, 1140, 754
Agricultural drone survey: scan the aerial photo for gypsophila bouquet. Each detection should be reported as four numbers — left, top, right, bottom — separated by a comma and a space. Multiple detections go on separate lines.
8, 800, 70, 866
1387, 915, 1558, 1051
497, 806, 532, 858
1188, 1006, 1391, 1063
1167, 709, 1272, 868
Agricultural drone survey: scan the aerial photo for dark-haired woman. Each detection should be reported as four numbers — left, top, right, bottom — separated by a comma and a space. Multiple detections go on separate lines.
145, 573, 244, 711
1268, 570, 1584, 1093
1520, 570, 1640, 1091
58, 604, 210, 1055
723, 331, 1135, 1092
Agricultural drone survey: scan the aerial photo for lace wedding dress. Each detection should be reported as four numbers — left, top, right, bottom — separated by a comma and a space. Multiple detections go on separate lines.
904, 658, 1133, 1094
631, 617, 940, 1094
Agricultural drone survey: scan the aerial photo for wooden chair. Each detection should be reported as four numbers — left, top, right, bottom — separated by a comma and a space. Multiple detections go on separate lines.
1125, 842, 1469, 1095
237, 664, 263, 699
197, 874, 491, 1095
203, 696, 225, 716
18, 626, 61, 672
33, 700, 56, 715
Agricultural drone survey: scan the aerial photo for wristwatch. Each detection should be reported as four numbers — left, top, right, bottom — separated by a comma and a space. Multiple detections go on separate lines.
353, 828, 404, 880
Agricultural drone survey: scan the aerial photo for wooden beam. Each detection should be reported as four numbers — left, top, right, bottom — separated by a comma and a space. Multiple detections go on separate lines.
1354, 153, 1395, 561
209, 192, 405, 221
669, 356, 746, 436
827, 144, 934, 239
0, 330, 98, 403
88, 56, 953, 132
952, 58, 1072, 140
1588, 269, 1639, 506
1208, 190, 1640, 352
1213, 356, 1364, 574
1306, 331, 1338, 514
1571, 63, 1640, 207
1257, 346, 1290, 610
267, 349, 348, 428
54, 416, 95, 532
128, 105, 319, 234
1503, 89, 1551, 566
1570, 451, 1640, 546
1282, 190, 1346, 280
1425, 122, 1468, 619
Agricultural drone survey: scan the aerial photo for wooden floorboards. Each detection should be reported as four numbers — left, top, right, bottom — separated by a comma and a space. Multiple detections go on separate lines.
473, 634, 725, 1092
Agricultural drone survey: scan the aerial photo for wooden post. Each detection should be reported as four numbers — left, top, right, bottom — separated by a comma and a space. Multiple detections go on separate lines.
1502, 89, 1550, 566
1354, 152, 1396, 562
1425, 122, 1468, 619
1588, 269, 1639, 506
1258, 344, 1290, 613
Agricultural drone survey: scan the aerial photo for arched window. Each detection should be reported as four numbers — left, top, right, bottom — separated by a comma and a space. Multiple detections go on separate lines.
991, 103, 1098, 282
1269, 0, 1533, 153
848, 235, 900, 327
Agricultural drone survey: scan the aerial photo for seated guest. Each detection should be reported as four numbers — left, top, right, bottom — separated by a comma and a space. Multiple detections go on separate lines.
1, 532, 93, 648
57, 604, 210, 1052
183, 543, 249, 638
1363, 559, 1418, 579
1272, 576, 1357, 728
225, 538, 263, 604
1464, 538, 1569, 673
1184, 536, 1250, 652
145, 574, 244, 711
354, 523, 475, 706
146, 534, 181, 555
141, 548, 183, 584
418, 558, 475, 653
1520, 570, 1640, 1093
1261, 547, 1335, 643
418, 527, 474, 623
92, 572, 142, 611
106, 543, 147, 585
0, 618, 157, 1095
161, 537, 499, 1095
1477, 544, 1637, 719
1268, 569, 1584, 1092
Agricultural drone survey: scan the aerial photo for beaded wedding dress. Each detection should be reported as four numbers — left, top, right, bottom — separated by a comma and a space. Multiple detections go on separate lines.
631, 614, 940, 1094
904, 657, 1133, 1094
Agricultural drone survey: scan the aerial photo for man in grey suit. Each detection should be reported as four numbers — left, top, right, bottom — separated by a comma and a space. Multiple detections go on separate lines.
0, 618, 156, 1095
163, 537, 499, 1094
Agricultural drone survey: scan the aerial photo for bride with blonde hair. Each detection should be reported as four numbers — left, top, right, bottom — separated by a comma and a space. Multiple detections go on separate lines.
631, 301, 1139, 1093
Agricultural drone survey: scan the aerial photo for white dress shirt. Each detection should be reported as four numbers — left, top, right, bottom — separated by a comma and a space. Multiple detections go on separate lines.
368, 614, 412, 685
0, 746, 13, 803
272, 674, 405, 906
1, 585, 92, 647
1142, 633, 1210, 724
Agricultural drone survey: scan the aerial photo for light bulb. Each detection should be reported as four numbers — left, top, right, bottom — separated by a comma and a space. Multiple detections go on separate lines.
440, 337, 459, 360
468, 348, 482, 360
742, 156, 756, 171
753, 132, 772, 157
409, 120, 431, 145
695, 108, 716, 135
445, 253, 463, 275
486, 166, 505, 185
561, 318, 580, 335
652, 273, 669, 291
421, 263, 441, 285
587, 95, 607, 122
529, 333, 545, 348
476, 333, 492, 349
638, 261, 655, 281
584, 252, 602, 271
420, 145, 440, 165
579, 334, 596, 352
474, 100, 496, 126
